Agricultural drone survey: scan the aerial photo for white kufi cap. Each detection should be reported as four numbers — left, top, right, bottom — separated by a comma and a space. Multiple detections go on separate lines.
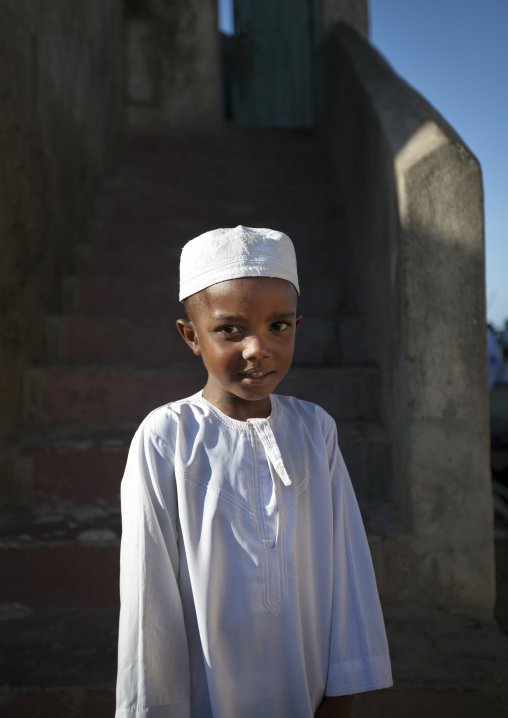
179, 225, 299, 302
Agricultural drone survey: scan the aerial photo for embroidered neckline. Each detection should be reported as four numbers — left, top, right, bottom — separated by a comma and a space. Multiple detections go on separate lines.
193, 393, 290, 486
194, 391, 280, 432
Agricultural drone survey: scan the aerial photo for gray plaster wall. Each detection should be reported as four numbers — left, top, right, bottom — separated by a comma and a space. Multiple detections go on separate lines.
323, 24, 494, 611
125, 0, 221, 127
123, 0, 365, 128
0, 1, 123, 443
321, 0, 368, 38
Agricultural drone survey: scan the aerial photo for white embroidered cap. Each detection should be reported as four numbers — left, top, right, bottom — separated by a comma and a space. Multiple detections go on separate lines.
179, 225, 300, 302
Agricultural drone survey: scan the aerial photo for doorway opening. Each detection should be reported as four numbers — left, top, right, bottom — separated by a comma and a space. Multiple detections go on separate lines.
218, 0, 321, 127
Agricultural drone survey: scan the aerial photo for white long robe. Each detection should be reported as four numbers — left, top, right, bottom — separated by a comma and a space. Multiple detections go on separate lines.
116, 392, 392, 718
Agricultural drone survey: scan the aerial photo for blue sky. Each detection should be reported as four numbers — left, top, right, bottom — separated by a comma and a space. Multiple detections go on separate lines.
218, 1, 507, 327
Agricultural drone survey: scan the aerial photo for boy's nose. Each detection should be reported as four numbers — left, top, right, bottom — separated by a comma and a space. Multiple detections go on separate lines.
242, 334, 269, 360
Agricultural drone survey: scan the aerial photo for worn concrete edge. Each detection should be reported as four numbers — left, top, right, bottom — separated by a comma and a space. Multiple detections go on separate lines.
322, 22, 493, 612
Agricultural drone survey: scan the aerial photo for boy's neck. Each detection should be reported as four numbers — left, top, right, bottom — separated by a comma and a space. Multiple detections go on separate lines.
202, 386, 272, 422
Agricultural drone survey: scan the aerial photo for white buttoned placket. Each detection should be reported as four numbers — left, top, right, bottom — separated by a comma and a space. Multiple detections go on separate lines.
247, 418, 292, 487
247, 417, 290, 615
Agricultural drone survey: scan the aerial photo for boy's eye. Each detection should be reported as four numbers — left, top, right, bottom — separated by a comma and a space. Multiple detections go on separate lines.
271, 321, 290, 331
219, 325, 241, 335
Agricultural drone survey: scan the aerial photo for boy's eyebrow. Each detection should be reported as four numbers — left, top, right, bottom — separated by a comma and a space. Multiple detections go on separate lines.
212, 313, 247, 323
212, 311, 296, 323
267, 311, 297, 321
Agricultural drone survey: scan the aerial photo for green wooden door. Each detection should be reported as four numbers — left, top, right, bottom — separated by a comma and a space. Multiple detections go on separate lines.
231, 0, 319, 127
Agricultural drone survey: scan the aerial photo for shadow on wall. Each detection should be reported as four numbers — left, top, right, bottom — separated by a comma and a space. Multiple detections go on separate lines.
0, 1, 123, 445
322, 24, 493, 613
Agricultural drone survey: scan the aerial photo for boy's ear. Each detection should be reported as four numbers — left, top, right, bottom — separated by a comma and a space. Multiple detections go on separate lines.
176, 319, 201, 356
295, 314, 303, 329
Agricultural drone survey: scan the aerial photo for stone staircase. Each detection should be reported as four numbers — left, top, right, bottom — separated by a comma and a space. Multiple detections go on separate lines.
0, 129, 394, 716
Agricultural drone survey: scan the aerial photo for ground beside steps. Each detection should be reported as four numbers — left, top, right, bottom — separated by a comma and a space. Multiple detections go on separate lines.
2, 129, 504, 717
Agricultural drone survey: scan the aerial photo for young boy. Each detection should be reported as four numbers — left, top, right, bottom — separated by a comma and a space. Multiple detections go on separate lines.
116, 226, 392, 718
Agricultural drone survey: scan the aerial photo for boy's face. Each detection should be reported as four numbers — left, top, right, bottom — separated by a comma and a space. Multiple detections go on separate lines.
177, 277, 302, 420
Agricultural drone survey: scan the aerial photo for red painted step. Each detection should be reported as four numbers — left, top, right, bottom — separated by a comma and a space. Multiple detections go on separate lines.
82, 244, 181, 279
0, 543, 119, 607
12, 435, 130, 503
47, 316, 194, 365
99, 216, 340, 253
0, 606, 118, 714
100, 217, 212, 249
0, 688, 115, 718
24, 366, 207, 425
2, 128, 393, 716
47, 315, 343, 366
65, 273, 354, 320
0, 502, 121, 607
66, 276, 181, 317
24, 366, 379, 426
107, 186, 331, 225
4, 422, 390, 510
5, 422, 388, 505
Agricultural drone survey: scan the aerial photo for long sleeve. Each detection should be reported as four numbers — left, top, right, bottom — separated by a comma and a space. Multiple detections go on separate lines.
116, 421, 191, 718
324, 423, 393, 696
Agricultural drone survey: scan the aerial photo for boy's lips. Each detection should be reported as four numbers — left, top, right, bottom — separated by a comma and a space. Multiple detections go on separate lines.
239, 369, 274, 379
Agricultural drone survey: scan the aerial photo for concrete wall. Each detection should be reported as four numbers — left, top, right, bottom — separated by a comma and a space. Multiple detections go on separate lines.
125, 0, 221, 127
0, 1, 123, 444
321, 0, 368, 38
323, 24, 494, 612
123, 0, 365, 128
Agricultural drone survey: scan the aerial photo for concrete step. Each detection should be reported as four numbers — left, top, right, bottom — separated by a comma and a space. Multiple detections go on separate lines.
23, 365, 380, 426
352, 605, 508, 717
0, 524, 406, 614
0, 503, 120, 607
23, 365, 207, 426
0, 687, 114, 718
0, 606, 117, 718
64, 273, 353, 320
0, 465, 395, 613
121, 130, 331, 178
0, 425, 135, 505
108, 147, 332, 197
1, 603, 507, 718
64, 276, 180, 318
46, 315, 370, 367
98, 216, 342, 253
99, 216, 214, 250
0, 438, 396, 608
0, 605, 118, 687
111, 174, 330, 206
107, 186, 333, 225
105, 139, 336, 220
0, 127, 407, 715
1, 421, 389, 507
78, 243, 181, 279
91, 219, 358, 317
46, 316, 194, 366
80, 220, 349, 280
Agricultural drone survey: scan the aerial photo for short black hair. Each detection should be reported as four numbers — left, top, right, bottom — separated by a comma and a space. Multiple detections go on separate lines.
182, 294, 201, 322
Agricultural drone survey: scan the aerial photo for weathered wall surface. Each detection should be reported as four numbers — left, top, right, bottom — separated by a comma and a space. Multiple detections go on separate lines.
321, 0, 368, 38
123, 0, 365, 128
125, 0, 221, 127
0, 1, 123, 443
323, 24, 494, 611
